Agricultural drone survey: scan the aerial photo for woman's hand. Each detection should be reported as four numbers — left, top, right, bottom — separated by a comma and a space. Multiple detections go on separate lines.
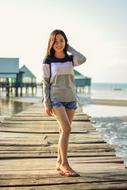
45, 106, 53, 116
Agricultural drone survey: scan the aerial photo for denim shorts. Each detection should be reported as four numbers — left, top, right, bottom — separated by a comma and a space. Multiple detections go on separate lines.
51, 101, 77, 110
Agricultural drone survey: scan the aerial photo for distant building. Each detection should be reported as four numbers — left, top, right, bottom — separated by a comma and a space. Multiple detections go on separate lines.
20, 65, 36, 83
74, 70, 91, 87
0, 58, 37, 96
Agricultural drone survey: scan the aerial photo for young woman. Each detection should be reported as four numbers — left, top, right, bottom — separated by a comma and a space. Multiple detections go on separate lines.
42, 29, 86, 177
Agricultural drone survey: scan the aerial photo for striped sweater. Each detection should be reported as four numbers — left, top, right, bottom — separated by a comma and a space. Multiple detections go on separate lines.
42, 45, 87, 107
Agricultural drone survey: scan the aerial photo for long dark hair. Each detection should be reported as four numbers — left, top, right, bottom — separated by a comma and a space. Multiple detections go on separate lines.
45, 29, 68, 57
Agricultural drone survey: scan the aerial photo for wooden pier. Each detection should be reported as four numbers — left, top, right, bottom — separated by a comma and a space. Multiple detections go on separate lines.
0, 82, 37, 97
0, 103, 127, 189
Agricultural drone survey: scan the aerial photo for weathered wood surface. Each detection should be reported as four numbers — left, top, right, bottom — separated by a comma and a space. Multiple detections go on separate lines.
0, 103, 127, 189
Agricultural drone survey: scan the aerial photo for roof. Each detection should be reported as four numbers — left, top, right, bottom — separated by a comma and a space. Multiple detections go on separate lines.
20, 65, 36, 79
74, 69, 90, 79
0, 58, 19, 74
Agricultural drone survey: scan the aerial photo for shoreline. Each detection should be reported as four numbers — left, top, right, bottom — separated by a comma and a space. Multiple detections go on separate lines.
92, 98, 127, 107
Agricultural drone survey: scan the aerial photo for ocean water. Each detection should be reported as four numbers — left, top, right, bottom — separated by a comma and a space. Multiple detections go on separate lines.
91, 117, 127, 167
0, 97, 34, 121
0, 82, 127, 166
79, 82, 127, 166
91, 82, 127, 100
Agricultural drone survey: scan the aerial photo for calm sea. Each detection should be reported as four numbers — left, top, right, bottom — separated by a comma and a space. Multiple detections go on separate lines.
0, 82, 127, 165
91, 82, 127, 99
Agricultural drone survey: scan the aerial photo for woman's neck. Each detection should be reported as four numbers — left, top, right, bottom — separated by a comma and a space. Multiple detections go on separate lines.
54, 52, 65, 59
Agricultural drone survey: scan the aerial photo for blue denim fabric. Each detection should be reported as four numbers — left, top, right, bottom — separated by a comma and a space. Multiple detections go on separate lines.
51, 101, 77, 110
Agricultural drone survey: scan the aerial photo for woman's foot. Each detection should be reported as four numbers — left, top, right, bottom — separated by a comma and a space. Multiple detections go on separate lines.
56, 161, 61, 171
59, 163, 80, 177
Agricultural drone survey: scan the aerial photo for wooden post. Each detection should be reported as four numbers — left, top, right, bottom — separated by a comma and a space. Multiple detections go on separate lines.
6, 78, 9, 97
20, 86, 23, 96
15, 87, 18, 96
6, 86, 9, 97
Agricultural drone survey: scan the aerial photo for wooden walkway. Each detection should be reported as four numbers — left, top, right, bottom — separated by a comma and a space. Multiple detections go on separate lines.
0, 103, 127, 189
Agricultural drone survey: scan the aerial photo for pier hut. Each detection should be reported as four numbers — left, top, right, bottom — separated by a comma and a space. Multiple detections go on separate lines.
20, 65, 36, 84
74, 69, 91, 93
0, 58, 37, 96
19, 65, 37, 94
0, 58, 19, 96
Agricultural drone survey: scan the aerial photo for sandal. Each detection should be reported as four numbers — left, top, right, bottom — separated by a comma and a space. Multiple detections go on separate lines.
59, 170, 80, 177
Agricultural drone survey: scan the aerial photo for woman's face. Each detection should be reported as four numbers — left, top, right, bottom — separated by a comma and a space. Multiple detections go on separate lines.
53, 34, 66, 53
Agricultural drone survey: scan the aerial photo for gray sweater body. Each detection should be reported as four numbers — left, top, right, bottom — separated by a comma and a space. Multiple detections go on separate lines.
42, 46, 87, 107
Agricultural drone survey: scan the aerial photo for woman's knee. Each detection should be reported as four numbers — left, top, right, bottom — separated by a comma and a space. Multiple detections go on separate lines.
61, 123, 71, 134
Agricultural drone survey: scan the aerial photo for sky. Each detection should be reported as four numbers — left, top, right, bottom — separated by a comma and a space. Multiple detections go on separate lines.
0, 0, 127, 83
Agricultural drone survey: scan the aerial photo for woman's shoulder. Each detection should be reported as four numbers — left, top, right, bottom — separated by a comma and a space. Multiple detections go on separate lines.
66, 54, 73, 61
43, 55, 52, 64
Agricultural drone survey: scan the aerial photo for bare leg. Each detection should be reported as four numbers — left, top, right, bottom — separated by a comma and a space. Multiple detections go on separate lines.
56, 109, 75, 170
56, 127, 62, 170
53, 107, 71, 164
52, 107, 76, 174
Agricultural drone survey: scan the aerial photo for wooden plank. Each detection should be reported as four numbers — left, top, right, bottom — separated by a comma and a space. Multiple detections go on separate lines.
0, 158, 126, 174
0, 120, 93, 126
0, 131, 103, 138
0, 128, 94, 134
0, 172, 127, 188
0, 143, 114, 151
14, 112, 89, 116
0, 124, 96, 133
0, 152, 116, 159
0, 156, 123, 163
1, 120, 92, 125
0, 139, 105, 146
0, 122, 96, 132
0, 142, 113, 149
3, 115, 91, 121
3, 110, 91, 122
1, 182, 127, 190
0, 148, 115, 158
